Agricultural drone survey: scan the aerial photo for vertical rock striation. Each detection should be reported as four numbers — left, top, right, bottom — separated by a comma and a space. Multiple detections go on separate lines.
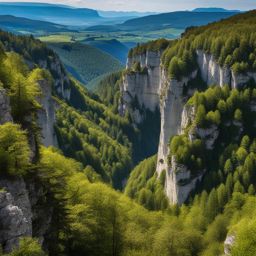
0, 178, 32, 253
0, 88, 12, 124
39, 57, 71, 101
197, 50, 256, 88
156, 70, 197, 177
37, 79, 58, 147
120, 51, 161, 123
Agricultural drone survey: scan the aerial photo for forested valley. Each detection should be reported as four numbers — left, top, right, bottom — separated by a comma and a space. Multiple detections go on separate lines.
0, 10, 256, 256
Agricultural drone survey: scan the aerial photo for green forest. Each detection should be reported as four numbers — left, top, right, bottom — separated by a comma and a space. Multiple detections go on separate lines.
0, 10, 256, 256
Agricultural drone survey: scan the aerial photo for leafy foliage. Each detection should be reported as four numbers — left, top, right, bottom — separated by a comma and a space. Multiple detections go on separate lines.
55, 99, 132, 187
7, 238, 46, 256
125, 155, 168, 210
0, 123, 30, 176
95, 71, 122, 114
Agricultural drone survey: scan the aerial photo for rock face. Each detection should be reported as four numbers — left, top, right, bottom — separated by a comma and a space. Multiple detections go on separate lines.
120, 51, 161, 122
0, 177, 53, 253
27, 179, 53, 247
156, 70, 197, 177
165, 156, 204, 204
0, 88, 13, 124
224, 234, 235, 255
0, 178, 32, 253
37, 79, 58, 147
121, 48, 256, 205
39, 57, 71, 101
197, 50, 256, 88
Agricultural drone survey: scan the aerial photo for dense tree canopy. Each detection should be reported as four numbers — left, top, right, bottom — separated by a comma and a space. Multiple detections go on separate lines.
0, 123, 30, 176
167, 10, 256, 78
2, 11, 256, 256
125, 155, 168, 210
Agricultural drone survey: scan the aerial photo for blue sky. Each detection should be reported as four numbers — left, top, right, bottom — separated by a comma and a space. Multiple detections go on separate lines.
3, 0, 256, 11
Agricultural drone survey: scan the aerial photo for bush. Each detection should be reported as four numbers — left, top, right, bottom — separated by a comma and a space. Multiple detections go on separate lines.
8, 238, 45, 256
0, 123, 30, 176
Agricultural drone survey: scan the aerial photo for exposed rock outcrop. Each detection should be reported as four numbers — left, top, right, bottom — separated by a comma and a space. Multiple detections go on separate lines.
0, 88, 12, 124
120, 51, 161, 123
0, 178, 32, 253
39, 58, 71, 101
165, 156, 204, 204
0, 177, 53, 253
190, 125, 219, 150
27, 179, 53, 247
49, 58, 71, 100
197, 50, 256, 88
224, 234, 235, 255
37, 79, 58, 147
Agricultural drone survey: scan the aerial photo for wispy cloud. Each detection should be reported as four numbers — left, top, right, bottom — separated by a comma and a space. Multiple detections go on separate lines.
3, 0, 256, 11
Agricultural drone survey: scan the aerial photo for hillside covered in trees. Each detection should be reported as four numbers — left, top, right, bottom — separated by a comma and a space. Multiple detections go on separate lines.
162, 10, 256, 79
1, 10, 256, 256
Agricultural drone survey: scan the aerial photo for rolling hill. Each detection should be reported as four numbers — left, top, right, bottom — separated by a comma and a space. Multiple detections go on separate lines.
83, 39, 129, 64
48, 42, 123, 89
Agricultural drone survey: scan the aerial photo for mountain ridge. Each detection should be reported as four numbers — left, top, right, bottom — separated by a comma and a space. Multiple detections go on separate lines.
192, 7, 241, 12
0, 14, 74, 33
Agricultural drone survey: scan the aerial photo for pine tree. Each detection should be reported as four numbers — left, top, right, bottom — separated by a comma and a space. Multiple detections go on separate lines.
206, 189, 219, 221
248, 185, 255, 195
217, 184, 227, 210
233, 181, 245, 194
0, 123, 30, 176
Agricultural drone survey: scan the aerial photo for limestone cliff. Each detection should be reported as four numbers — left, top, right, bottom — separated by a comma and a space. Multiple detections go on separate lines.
121, 48, 256, 205
39, 57, 71, 101
120, 51, 161, 123
196, 50, 256, 88
0, 178, 32, 253
37, 79, 58, 147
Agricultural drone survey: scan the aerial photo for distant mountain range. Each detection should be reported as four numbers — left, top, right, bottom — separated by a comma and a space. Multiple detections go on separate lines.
0, 3, 242, 28
98, 10, 156, 18
0, 2, 157, 26
90, 10, 240, 32
0, 2, 101, 26
192, 7, 241, 12
0, 15, 74, 34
